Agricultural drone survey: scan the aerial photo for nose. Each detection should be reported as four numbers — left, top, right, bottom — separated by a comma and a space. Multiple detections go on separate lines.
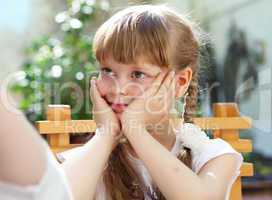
111, 77, 142, 98
111, 76, 130, 96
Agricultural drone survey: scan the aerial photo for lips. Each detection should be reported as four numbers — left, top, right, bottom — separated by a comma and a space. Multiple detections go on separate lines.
110, 103, 128, 113
104, 98, 128, 113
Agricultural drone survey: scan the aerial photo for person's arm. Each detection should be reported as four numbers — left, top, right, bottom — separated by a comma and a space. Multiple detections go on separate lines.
60, 77, 121, 200
123, 126, 241, 200
60, 129, 117, 200
0, 101, 46, 186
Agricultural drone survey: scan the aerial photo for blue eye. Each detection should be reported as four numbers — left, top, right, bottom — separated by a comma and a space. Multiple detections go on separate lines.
132, 71, 146, 79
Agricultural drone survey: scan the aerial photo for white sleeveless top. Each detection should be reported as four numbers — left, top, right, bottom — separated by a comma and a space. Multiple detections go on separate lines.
62, 123, 243, 200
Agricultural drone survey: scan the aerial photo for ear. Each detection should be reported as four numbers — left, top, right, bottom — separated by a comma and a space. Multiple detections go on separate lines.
174, 66, 193, 98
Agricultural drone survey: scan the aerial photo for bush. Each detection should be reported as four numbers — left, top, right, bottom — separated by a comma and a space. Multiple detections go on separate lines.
11, 0, 110, 122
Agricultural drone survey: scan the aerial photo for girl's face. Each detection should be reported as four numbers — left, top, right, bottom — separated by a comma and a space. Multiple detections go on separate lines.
96, 57, 168, 119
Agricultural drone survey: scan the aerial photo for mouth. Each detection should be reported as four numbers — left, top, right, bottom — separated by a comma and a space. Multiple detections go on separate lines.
105, 99, 128, 113
111, 103, 128, 113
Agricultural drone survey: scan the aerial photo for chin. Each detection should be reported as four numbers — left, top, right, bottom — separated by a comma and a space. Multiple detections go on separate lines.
114, 111, 123, 119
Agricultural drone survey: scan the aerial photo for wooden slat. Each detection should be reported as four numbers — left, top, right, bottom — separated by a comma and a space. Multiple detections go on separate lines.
37, 117, 252, 134
36, 120, 97, 134
241, 162, 254, 177
51, 144, 82, 153
228, 139, 253, 153
46, 105, 71, 146
219, 130, 240, 140
213, 103, 240, 117
230, 177, 242, 200
193, 117, 252, 130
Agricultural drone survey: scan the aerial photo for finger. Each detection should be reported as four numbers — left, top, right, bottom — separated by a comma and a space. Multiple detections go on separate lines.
158, 70, 175, 95
154, 71, 175, 113
90, 77, 104, 105
168, 71, 176, 96
166, 70, 176, 89
90, 77, 97, 103
165, 74, 178, 115
90, 78, 113, 116
167, 75, 176, 104
145, 70, 169, 97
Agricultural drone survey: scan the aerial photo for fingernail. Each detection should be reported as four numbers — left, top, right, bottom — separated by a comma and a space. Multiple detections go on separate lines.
91, 76, 97, 82
171, 70, 175, 77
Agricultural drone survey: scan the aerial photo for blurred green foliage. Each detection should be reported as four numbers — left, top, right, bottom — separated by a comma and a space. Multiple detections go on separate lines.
244, 152, 272, 177
11, 0, 110, 122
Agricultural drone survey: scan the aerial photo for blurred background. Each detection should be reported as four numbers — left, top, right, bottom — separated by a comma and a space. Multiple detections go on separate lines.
0, 0, 271, 199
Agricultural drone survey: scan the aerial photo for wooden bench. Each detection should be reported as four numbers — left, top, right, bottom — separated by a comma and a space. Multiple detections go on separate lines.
36, 102, 254, 200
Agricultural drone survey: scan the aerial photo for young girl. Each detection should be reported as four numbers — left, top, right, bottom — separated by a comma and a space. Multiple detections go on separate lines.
59, 4, 243, 200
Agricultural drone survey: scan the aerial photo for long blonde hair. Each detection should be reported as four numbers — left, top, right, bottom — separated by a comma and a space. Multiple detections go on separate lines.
93, 4, 202, 199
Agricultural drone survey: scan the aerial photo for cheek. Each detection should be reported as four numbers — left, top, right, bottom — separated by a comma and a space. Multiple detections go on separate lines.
143, 78, 156, 92
129, 79, 154, 97
128, 84, 144, 97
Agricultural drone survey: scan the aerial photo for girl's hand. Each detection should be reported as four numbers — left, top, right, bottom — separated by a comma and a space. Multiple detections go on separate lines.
90, 77, 121, 142
120, 70, 176, 135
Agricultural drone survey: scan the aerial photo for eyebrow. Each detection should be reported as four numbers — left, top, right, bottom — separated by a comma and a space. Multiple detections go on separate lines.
132, 64, 161, 72
99, 63, 145, 71
99, 62, 161, 76
132, 66, 149, 71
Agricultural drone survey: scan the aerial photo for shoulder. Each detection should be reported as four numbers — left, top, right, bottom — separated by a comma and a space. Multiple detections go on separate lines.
196, 150, 243, 200
180, 123, 244, 197
192, 138, 243, 175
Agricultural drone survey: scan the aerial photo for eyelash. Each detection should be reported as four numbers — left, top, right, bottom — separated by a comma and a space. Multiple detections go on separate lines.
100, 68, 114, 76
100, 67, 147, 80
